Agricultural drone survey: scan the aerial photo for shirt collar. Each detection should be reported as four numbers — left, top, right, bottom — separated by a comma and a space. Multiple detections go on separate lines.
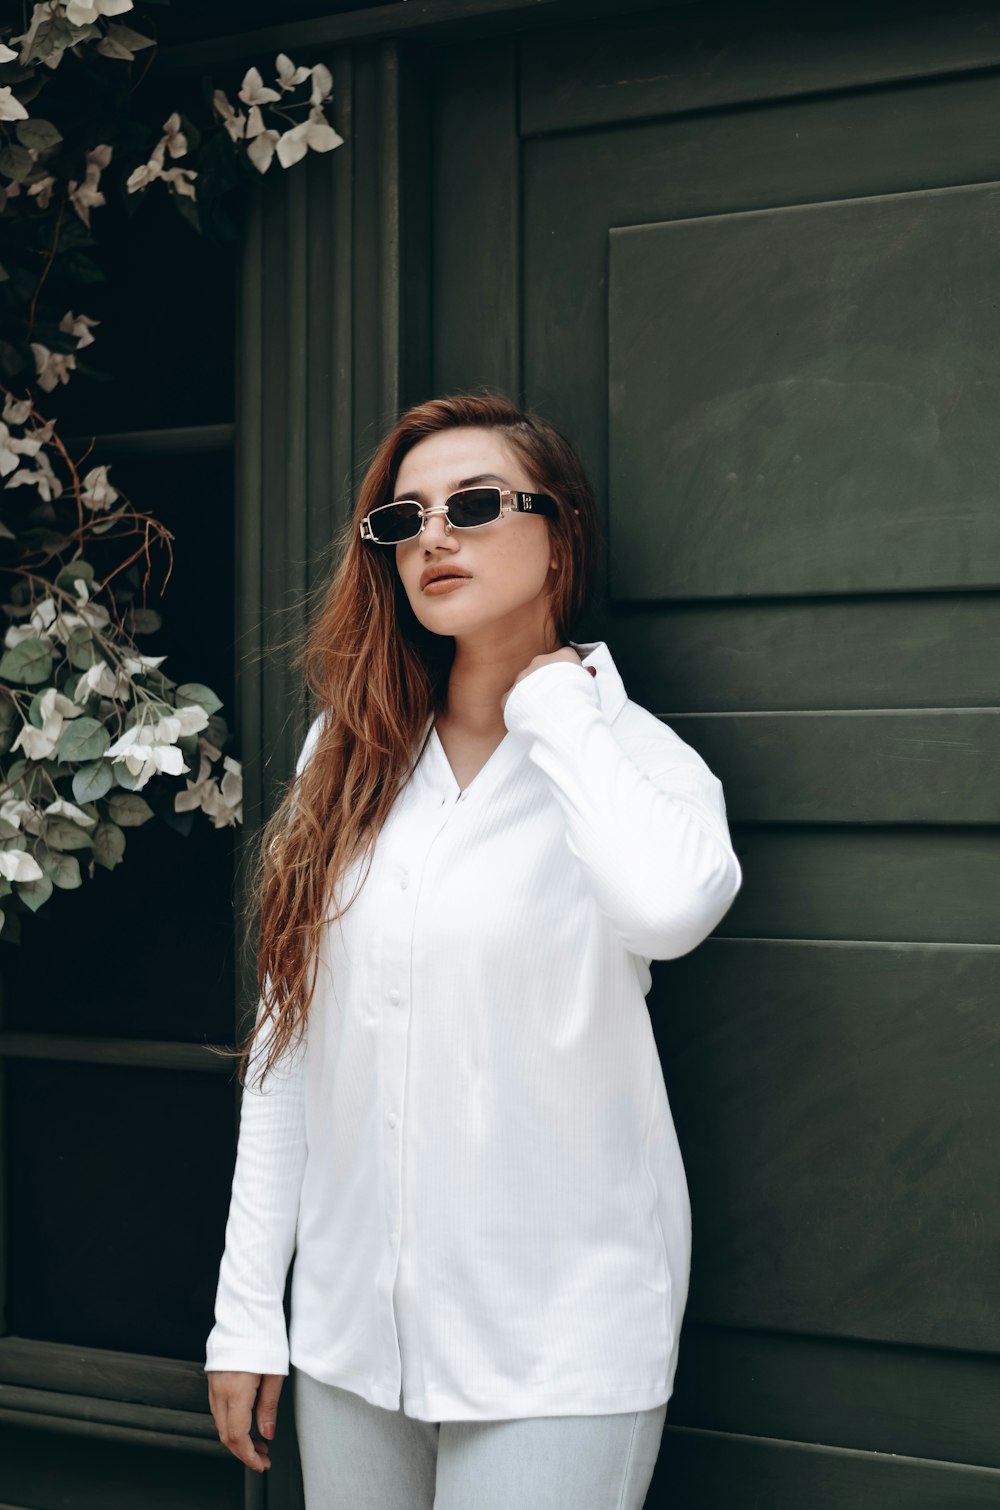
411, 638, 628, 801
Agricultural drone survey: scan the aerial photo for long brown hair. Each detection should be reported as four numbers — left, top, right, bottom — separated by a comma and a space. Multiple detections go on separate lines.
231, 389, 601, 1087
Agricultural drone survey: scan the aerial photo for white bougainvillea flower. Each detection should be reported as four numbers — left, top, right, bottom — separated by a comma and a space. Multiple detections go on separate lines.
80, 463, 118, 511
1, 798, 39, 832
27, 175, 57, 209
59, 311, 100, 351
174, 749, 214, 813
176, 745, 242, 828
161, 165, 198, 199
310, 63, 333, 106
3, 623, 40, 650
125, 137, 166, 193
212, 89, 247, 143
5, 442, 64, 498
10, 687, 82, 761
276, 105, 344, 169
2, 395, 33, 426
29, 596, 58, 633
202, 757, 243, 828
67, 143, 112, 227
239, 65, 281, 107
10, 722, 57, 760
276, 53, 311, 92
52, 614, 85, 645
120, 652, 166, 675
245, 105, 281, 173
78, 600, 110, 632
152, 704, 210, 744
0, 419, 46, 477
161, 110, 188, 159
43, 797, 97, 828
64, 0, 134, 24
73, 659, 126, 704
29, 343, 76, 393
105, 722, 190, 790
0, 86, 29, 122
0, 848, 44, 884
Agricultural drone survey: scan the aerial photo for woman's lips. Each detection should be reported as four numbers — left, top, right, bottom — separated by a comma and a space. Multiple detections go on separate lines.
422, 576, 470, 594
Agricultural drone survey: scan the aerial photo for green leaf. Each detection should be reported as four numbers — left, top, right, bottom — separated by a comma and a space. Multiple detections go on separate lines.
42, 851, 82, 889
16, 119, 63, 153
72, 759, 113, 804
92, 821, 125, 869
0, 638, 53, 685
110, 760, 146, 791
104, 22, 156, 51
175, 682, 223, 718
56, 559, 95, 594
16, 871, 52, 913
0, 697, 17, 752
126, 607, 162, 634
66, 626, 99, 670
95, 35, 138, 61
42, 816, 94, 852
107, 791, 153, 827
0, 144, 34, 182
55, 716, 109, 763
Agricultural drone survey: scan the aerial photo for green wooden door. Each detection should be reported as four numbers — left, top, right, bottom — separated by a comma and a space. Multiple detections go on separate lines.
6, 4, 998, 1507
428, 5, 1000, 1504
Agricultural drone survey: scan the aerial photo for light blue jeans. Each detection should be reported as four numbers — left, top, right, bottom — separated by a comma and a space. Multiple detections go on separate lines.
292, 1364, 667, 1509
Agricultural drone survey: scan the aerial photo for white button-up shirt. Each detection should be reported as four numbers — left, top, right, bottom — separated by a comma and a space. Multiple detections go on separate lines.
204, 639, 742, 1421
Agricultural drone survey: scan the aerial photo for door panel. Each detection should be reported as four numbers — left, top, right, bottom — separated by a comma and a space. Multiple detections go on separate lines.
434, 7, 1000, 1499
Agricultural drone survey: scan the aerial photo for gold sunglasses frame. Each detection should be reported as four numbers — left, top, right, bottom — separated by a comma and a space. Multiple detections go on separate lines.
359, 486, 560, 544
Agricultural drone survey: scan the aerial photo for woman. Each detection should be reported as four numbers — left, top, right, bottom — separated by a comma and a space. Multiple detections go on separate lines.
205, 390, 742, 1508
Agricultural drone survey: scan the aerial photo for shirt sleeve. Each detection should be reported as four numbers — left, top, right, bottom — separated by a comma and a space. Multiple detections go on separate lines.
502, 661, 742, 961
203, 714, 323, 1376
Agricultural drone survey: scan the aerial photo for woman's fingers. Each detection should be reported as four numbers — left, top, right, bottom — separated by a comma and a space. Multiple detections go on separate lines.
207, 1371, 272, 1472
255, 1373, 285, 1441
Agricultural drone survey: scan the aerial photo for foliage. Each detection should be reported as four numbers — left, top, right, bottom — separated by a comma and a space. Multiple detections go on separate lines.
0, 2, 343, 941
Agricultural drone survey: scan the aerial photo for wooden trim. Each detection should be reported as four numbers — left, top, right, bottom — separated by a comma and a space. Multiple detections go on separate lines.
518, 3, 1000, 136
0, 1384, 217, 1442
662, 1420, 1000, 1480
157, 0, 702, 71
58, 423, 235, 459
0, 1405, 226, 1454
0, 1337, 210, 1413
671, 1322, 1000, 1471
0, 1034, 236, 1074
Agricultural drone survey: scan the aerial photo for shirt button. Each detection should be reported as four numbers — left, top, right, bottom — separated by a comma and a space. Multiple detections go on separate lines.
399, 873, 409, 889
388, 989, 400, 1005
387, 1111, 398, 1128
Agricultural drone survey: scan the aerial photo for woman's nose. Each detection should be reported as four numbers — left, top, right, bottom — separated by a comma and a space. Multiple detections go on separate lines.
421, 507, 454, 543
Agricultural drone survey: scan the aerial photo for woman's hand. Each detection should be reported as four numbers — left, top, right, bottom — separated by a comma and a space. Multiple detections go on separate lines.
501, 646, 593, 713
207, 1369, 284, 1473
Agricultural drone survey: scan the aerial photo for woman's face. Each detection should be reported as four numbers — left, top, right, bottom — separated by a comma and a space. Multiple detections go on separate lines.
392, 427, 559, 645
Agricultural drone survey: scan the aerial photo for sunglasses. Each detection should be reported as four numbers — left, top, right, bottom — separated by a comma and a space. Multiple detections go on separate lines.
359, 486, 560, 545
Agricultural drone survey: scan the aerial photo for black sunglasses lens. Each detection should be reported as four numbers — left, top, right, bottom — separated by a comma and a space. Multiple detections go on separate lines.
449, 488, 502, 526
373, 502, 422, 542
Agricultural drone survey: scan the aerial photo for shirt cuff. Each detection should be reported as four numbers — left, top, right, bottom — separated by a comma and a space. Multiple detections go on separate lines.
503, 661, 602, 739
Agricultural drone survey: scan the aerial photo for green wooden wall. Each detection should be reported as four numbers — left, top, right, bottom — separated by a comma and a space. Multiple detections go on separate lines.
1, 2, 998, 1507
